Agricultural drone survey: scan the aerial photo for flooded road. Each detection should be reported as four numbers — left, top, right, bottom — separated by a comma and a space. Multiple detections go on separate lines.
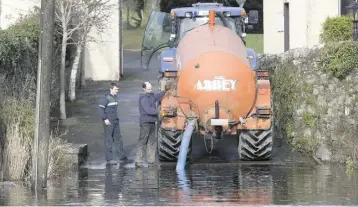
1, 163, 358, 206
1, 51, 358, 206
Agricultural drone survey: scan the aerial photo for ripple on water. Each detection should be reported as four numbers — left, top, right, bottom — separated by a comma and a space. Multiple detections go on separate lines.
1, 164, 358, 205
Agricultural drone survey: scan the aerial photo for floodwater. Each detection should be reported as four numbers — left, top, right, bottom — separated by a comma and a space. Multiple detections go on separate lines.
1, 162, 358, 206
1, 52, 358, 206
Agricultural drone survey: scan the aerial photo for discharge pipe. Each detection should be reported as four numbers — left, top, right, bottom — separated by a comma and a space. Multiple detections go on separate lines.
176, 119, 196, 172
176, 169, 192, 202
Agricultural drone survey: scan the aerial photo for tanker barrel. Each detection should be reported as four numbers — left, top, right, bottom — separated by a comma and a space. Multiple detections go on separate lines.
176, 119, 196, 171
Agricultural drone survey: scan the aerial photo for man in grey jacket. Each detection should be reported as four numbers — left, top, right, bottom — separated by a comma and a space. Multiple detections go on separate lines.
135, 81, 165, 167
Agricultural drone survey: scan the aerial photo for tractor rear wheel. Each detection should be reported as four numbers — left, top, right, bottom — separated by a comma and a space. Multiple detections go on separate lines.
158, 128, 192, 162
238, 129, 273, 161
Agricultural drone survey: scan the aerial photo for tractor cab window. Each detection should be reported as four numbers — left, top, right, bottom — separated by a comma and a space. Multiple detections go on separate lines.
178, 17, 238, 39
140, 11, 172, 69
140, 11, 245, 70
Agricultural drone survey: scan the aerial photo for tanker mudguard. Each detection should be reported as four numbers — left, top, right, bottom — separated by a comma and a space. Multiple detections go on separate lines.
160, 48, 177, 73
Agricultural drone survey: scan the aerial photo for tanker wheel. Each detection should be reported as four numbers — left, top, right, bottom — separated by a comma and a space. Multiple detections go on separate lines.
238, 129, 273, 161
158, 128, 192, 162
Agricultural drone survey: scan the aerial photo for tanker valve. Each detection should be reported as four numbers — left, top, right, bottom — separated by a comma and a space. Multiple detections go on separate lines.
239, 117, 246, 125
160, 107, 177, 118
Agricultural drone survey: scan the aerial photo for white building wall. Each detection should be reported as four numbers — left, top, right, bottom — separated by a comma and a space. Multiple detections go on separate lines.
264, 0, 341, 54
0, 0, 120, 81
288, 0, 308, 49
307, 0, 341, 48
263, 0, 284, 54
83, 0, 120, 81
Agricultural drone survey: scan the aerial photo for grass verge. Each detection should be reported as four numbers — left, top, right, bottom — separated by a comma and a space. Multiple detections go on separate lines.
0, 75, 72, 181
245, 34, 264, 54
123, 27, 146, 51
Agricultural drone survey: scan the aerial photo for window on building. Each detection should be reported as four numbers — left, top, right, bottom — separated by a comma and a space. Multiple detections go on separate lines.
341, 0, 357, 15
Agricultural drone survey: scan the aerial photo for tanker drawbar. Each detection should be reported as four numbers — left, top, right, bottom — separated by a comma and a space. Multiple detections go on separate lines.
141, 6, 272, 163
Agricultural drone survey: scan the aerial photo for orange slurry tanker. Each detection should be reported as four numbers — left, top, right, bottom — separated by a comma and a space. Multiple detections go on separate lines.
140, 3, 272, 162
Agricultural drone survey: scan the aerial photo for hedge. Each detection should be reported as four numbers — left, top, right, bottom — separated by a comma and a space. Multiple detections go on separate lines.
0, 13, 40, 77
319, 40, 358, 80
0, 11, 72, 181
319, 15, 353, 44
318, 15, 358, 80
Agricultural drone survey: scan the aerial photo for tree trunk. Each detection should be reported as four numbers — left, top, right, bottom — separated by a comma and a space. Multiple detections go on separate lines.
68, 44, 83, 101
150, 0, 160, 11
0, 145, 3, 181
80, 42, 86, 88
60, 31, 67, 120
144, 0, 159, 13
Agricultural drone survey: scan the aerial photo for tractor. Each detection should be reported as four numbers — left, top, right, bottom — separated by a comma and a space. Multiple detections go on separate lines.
140, 2, 272, 162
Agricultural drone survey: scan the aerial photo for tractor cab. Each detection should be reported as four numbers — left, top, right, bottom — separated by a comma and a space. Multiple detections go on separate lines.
140, 2, 259, 70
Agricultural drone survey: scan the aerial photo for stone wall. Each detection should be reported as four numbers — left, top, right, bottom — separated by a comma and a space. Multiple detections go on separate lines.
259, 46, 358, 164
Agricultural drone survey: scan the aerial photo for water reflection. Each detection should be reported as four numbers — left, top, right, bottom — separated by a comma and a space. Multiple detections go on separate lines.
0, 163, 358, 205
165, 165, 274, 205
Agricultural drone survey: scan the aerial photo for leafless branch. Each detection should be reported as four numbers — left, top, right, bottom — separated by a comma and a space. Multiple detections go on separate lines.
55, 0, 115, 51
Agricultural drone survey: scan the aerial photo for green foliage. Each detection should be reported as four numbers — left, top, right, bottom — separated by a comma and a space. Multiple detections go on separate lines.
269, 58, 300, 139
303, 112, 315, 128
285, 121, 294, 138
261, 40, 358, 164
0, 9, 70, 181
291, 135, 316, 154
0, 12, 40, 76
319, 15, 353, 44
245, 34, 264, 54
319, 40, 358, 79
262, 55, 320, 155
346, 157, 355, 174
0, 94, 71, 181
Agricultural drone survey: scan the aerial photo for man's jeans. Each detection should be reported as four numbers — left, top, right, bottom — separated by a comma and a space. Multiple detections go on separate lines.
135, 123, 157, 165
103, 121, 125, 161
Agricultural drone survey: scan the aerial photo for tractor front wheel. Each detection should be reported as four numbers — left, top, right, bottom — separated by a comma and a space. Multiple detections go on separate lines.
158, 128, 192, 162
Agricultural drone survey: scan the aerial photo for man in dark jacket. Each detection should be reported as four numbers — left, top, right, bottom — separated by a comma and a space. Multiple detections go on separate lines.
98, 82, 127, 165
135, 81, 165, 167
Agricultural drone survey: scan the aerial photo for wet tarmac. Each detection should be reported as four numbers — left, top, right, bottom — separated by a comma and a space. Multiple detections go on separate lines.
1, 51, 358, 206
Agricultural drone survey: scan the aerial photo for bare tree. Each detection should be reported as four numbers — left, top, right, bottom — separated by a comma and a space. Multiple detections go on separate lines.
56, 0, 77, 120
125, 0, 144, 28
68, 0, 113, 101
55, 0, 113, 119
79, 43, 86, 89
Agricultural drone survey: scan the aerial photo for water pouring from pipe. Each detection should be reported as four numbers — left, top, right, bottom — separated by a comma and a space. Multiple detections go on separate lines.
176, 119, 196, 172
